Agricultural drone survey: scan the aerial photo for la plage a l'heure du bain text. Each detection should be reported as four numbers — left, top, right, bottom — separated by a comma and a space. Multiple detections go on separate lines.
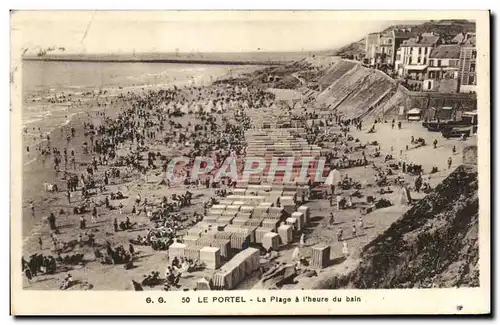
156, 295, 362, 305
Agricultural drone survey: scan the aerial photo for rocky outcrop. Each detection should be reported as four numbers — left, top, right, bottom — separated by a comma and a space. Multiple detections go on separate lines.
463, 146, 478, 165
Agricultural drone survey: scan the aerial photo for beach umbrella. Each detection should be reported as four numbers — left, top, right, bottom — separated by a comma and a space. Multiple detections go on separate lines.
324, 169, 341, 186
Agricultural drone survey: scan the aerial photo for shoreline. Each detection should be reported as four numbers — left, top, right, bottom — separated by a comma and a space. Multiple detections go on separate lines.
21, 65, 256, 240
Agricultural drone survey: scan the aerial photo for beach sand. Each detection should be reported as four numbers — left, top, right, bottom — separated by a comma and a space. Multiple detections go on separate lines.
20, 65, 475, 291
20, 67, 258, 290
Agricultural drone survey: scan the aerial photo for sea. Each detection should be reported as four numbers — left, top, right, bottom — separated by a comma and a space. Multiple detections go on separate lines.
21, 60, 259, 150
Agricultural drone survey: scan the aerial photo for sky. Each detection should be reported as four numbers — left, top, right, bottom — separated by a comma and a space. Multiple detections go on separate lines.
11, 11, 415, 54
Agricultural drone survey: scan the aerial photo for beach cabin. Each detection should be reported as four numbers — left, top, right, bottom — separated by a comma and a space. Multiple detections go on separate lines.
406, 108, 422, 121
462, 111, 478, 134
462, 111, 478, 125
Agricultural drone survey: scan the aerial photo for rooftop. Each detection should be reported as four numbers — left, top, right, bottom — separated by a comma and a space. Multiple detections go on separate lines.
451, 32, 476, 46
429, 45, 461, 59
393, 31, 415, 39
402, 34, 440, 47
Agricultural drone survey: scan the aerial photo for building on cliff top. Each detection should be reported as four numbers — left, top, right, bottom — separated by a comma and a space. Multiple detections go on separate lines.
395, 33, 442, 90
457, 34, 477, 93
364, 29, 414, 70
422, 44, 461, 93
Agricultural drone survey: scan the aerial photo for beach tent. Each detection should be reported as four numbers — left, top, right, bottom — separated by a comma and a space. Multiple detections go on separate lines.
206, 101, 214, 112
196, 277, 212, 291
406, 108, 422, 121
398, 106, 405, 116
324, 169, 341, 186
180, 103, 189, 114
398, 186, 412, 205
462, 111, 478, 125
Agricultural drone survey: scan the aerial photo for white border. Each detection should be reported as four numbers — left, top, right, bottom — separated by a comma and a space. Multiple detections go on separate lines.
3, 2, 497, 322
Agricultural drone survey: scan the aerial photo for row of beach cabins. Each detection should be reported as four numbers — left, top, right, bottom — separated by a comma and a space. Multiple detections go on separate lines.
168, 128, 332, 290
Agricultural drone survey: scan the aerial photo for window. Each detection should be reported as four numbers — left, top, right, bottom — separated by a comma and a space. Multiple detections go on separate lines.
418, 47, 422, 55
472, 50, 477, 59
429, 59, 434, 67
409, 57, 412, 64
396, 54, 401, 61
470, 63, 476, 72
437, 60, 441, 67
423, 57, 427, 65
427, 81, 432, 90
468, 75, 475, 85
425, 47, 428, 55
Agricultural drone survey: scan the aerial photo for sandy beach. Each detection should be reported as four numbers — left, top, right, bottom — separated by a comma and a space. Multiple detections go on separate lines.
21, 63, 266, 289
19, 57, 477, 292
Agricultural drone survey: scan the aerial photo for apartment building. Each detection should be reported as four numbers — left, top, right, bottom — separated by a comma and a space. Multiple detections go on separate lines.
457, 34, 477, 93
365, 33, 381, 66
395, 33, 441, 81
365, 29, 413, 68
422, 44, 461, 92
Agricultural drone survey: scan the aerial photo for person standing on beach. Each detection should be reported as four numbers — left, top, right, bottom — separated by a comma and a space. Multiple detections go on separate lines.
79, 215, 86, 230
30, 202, 35, 219
91, 206, 98, 224
48, 213, 56, 231
337, 228, 343, 241
329, 212, 335, 226
66, 190, 71, 204
342, 241, 349, 257
336, 194, 342, 210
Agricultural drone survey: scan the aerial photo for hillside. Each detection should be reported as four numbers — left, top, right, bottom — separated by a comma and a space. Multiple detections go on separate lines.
408, 19, 476, 42
317, 163, 479, 289
315, 60, 398, 118
333, 39, 365, 59
334, 19, 476, 58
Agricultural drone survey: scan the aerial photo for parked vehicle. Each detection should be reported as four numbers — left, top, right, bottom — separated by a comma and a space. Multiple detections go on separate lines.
441, 127, 471, 139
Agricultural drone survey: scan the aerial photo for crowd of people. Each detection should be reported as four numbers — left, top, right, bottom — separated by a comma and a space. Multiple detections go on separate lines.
22, 70, 461, 291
